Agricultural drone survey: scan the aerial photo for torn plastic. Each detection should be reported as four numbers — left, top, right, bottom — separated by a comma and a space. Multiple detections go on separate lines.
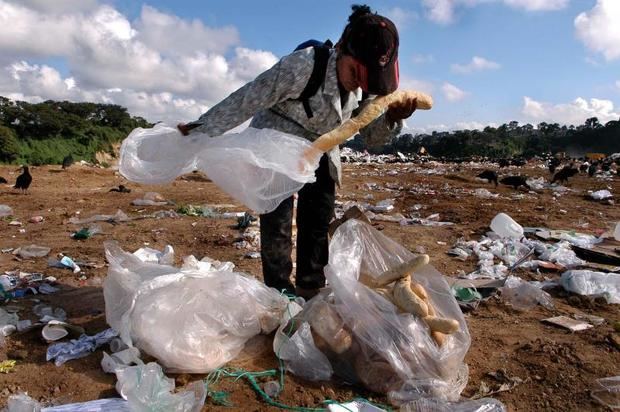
132, 192, 168, 207
401, 397, 506, 412
500, 276, 554, 311
69, 210, 130, 225
274, 220, 470, 405
0, 204, 13, 217
590, 190, 613, 200
101, 347, 143, 374
115, 362, 205, 412
591, 376, 620, 409
103, 241, 289, 372
119, 124, 319, 214
560, 270, 620, 304
13, 245, 51, 259
46, 328, 118, 366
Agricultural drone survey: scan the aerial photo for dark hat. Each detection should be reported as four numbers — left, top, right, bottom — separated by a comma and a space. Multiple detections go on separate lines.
342, 13, 399, 95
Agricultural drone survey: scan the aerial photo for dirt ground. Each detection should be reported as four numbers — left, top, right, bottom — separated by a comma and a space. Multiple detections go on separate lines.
0, 160, 618, 411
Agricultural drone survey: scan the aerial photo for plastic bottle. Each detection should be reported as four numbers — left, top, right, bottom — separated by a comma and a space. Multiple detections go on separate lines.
490, 213, 524, 239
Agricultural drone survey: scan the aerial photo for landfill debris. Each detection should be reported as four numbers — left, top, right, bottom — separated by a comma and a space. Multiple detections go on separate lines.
401, 397, 506, 412
474, 188, 499, 199
500, 276, 554, 311
109, 184, 132, 193
69, 209, 130, 225
29, 215, 44, 223
131, 192, 169, 206
573, 313, 605, 326
48, 256, 81, 273
591, 376, 620, 409
472, 370, 524, 400
47, 328, 118, 366
274, 220, 470, 405
71, 224, 102, 240
490, 213, 523, 239
34, 304, 67, 323
589, 190, 613, 201
7, 393, 131, 411
13, 245, 51, 259
0, 204, 13, 217
560, 270, 620, 304
244, 251, 261, 259
42, 320, 85, 342
115, 362, 206, 412
0, 359, 16, 373
104, 241, 288, 373
101, 347, 143, 374
327, 400, 386, 412
0, 307, 19, 336
542, 316, 593, 332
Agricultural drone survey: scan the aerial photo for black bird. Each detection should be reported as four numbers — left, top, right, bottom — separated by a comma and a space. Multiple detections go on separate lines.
552, 166, 578, 184
477, 170, 498, 187
498, 159, 510, 168
588, 163, 597, 177
109, 184, 131, 193
14, 166, 32, 194
579, 163, 588, 173
500, 175, 529, 190
548, 158, 561, 174
62, 155, 74, 169
0, 177, 7, 184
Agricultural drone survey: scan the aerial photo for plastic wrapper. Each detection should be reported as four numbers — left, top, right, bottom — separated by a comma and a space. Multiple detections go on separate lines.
14, 244, 51, 258
560, 270, 620, 304
0, 204, 13, 217
401, 397, 506, 412
119, 124, 319, 214
500, 276, 554, 311
115, 362, 205, 412
103, 241, 289, 373
274, 220, 470, 405
69, 210, 130, 225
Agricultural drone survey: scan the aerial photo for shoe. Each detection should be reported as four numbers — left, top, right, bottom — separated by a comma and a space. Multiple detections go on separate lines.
295, 286, 320, 300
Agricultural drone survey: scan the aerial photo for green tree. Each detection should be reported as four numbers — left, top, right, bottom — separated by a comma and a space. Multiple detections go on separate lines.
0, 125, 20, 162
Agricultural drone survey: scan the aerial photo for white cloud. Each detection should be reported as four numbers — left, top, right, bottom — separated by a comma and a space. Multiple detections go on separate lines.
422, 0, 568, 24
383, 7, 418, 30
400, 76, 435, 95
522, 96, 620, 125
442, 82, 467, 102
412, 54, 435, 64
4, 0, 98, 13
0, 1, 279, 123
503, 0, 568, 11
575, 0, 620, 61
452, 56, 501, 74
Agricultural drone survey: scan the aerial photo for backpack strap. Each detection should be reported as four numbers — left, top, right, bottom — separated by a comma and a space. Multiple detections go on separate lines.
297, 42, 332, 119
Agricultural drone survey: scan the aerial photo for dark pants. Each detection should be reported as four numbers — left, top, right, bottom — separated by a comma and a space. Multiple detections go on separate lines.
260, 155, 335, 292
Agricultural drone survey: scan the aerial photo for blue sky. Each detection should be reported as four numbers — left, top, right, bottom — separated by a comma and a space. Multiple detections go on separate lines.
0, 0, 619, 133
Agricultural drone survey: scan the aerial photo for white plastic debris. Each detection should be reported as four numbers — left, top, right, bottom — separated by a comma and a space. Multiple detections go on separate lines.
131, 192, 168, 206
13, 244, 51, 259
501, 276, 554, 311
47, 328, 118, 366
115, 362, 205, 412
101, 347, 143, 374
7, 393, 132, 411
474, 188, 498, 199
103, 241, 289, 373
401, 397, 506, 412
69, 210, 130, 225
119, 124, 319, 214
0, 204, 13, 217
490, 213, 523, 239
560, 270, 620, 304
590, 190, 613, 200
591, 376, 620, 409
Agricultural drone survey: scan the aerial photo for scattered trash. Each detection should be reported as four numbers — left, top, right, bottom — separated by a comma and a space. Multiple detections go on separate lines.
262, 381, 281, 399
474, 188, 499, 199
29, 216, 44, 223
490, 213, 523, 239
0, 359, 16, 373
542, 316, 593, 332
9, 220, 22, 226
47, 328, 118, 366
13, 244, 51, 259
34, 304, 67, 323
614, 222, 620, 242
101, 347, 143, 374
328, 400, 387, 412
132, 192, 168, 206
591, 376, 620, 409
7, 394, 131, 411
401, 397, 506, 412
48, 256, 81, 273
589, 190, 613, 201
234, 212, 257, 230
0, 307, 18, 336
472, 370, 524, 400
69, 209, 130, 225
42, 320, 85, 342
71, 224, 102, 240
110, 184, 132, 193
369, 199, 395, 213
560, 270, 620, 303
244, 252, 261, 259
573, 313, 605, 326
0, 204, 13, 217
115, 362, 206, 412
500, 276, 554, 311
104, 241, 288, 373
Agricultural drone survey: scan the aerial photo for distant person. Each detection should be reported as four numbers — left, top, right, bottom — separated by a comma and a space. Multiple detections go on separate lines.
178, 4, 416, 298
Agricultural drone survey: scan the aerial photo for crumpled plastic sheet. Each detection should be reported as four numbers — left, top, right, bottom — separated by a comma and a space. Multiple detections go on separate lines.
591, 376, 620, 409
590, 190, 613, 200
115, 362, 205, 412
7, 394, 131, 411
500, 276, 554, 311
47, 328, 118, 366
274, 220, 470, 406
560, 270, 620, 304
401, 397, 506, 412
103, 241, 289, 373
119, 124, 319, 214
0, 204, 13, 217
69, 210, 130, 225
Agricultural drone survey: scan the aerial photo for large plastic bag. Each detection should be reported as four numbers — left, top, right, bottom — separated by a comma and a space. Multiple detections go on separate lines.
103, 241, 289, 373
119, 124, 319, 214
274, 220, 471, 405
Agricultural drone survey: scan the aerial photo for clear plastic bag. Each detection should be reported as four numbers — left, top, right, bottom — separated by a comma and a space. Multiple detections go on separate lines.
0, 204, 13, 217
500, 276, 554, 311
401, 397, 506, 412
274, 220, 470, 405
119, 124, 319, 214
103, 241, 289, 373
560, 270, 620, 304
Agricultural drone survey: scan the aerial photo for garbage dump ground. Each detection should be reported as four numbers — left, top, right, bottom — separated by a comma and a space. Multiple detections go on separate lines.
0, 159, 618, 411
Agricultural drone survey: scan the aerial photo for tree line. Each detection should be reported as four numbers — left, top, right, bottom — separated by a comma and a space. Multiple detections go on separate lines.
347, 118, 620, 158
0, 96, 150, 165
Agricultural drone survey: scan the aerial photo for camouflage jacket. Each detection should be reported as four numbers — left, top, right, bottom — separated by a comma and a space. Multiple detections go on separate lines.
186, 47, 399, 185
